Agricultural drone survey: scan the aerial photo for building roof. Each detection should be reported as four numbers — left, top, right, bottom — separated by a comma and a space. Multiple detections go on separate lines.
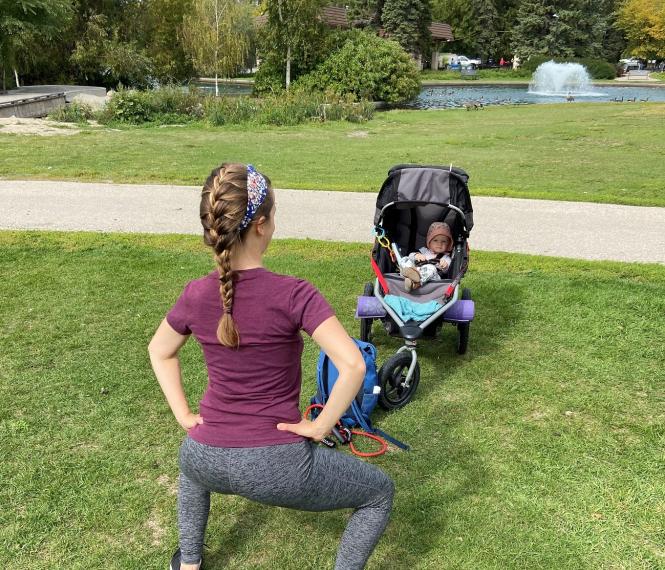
256, 6, 453, 41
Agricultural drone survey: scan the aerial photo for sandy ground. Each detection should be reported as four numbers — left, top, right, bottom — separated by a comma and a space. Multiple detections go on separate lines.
0, 117, 83, 136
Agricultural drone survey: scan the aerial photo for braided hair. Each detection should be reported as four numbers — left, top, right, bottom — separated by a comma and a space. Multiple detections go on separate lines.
199, 163, 273, 348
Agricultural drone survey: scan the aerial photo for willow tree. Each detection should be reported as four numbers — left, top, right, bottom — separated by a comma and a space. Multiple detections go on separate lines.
182, 0, 253, 95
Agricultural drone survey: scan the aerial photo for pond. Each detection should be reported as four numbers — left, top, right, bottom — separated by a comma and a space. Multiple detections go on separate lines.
409, 84, 665, 109
193, 81, 665, 108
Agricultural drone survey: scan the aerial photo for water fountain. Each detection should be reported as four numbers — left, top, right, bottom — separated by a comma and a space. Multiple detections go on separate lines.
528, 60, 596, 96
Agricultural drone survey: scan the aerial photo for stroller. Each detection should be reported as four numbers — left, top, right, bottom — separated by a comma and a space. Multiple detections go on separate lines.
356, 164, 475, 410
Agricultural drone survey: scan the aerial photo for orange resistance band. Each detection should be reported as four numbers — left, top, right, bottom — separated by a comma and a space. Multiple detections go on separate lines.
303, 404, 387, 458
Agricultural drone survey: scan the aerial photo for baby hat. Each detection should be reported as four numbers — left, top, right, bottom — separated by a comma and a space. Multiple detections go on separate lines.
426, 222, 453, 251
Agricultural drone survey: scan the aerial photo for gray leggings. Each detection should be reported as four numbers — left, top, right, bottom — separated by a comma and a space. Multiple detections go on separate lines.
178, 436, 394, 568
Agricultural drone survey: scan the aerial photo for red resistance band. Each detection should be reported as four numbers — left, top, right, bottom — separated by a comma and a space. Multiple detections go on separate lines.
303, 404, 387, 458
370, 256, 390, 296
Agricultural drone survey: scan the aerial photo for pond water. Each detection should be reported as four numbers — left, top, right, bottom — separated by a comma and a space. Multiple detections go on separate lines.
409, 84, 665, 109
195, 82, 253, 95
193, 81, 665, 108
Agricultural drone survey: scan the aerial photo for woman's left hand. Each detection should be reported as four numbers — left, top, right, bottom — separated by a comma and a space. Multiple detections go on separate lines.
276, 419, 328, 441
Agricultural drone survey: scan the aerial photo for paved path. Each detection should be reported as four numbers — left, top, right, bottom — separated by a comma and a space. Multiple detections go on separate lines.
1, 180, 664, 264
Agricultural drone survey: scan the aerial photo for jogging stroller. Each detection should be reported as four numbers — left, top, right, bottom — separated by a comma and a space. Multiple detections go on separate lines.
356, 164, 475, 410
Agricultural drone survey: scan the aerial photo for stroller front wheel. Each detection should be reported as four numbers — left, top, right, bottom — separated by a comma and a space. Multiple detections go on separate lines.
378, 351, 420, 410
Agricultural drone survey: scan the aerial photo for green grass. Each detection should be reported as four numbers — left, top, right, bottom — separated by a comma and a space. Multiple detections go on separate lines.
1, 232, 663, 569
2, 103, 665, 206
651, 72, 665, 82
421, 69, 532, 81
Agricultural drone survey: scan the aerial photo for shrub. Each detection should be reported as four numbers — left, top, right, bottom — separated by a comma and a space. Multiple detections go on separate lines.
98, 85, 373, 126
522, 55, 617, 79
204, 90, 373, 126
295, 30, 421, 104
99, 86, 204, 124
48, 102, 96, 124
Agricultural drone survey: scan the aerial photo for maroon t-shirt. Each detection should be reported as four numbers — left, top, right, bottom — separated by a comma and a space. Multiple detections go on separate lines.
166, 268, 335, 447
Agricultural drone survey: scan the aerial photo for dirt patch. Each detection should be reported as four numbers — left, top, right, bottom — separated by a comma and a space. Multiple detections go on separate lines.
146, 509, 166, 546
157, 473, 178, 496
0, 117, 82, 136
347, 130, 369, 138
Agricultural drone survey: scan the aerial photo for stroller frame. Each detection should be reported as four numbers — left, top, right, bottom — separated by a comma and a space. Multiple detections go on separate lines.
358, 164, 475, 410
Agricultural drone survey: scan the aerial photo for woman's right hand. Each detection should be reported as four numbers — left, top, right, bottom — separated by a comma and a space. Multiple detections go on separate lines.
177, 411, 204, 432
277, 419, 328, 441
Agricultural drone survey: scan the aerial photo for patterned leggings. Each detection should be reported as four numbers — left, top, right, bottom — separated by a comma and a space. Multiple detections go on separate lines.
177, 436, 394, 569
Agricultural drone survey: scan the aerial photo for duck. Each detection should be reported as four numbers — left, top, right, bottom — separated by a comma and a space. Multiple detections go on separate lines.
613, 96, 624, 102
565, 92, 575, 102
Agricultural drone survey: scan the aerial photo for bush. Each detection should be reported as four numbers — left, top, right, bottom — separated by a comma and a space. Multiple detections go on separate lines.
295, 30, 421, 104
98, 85, 373, 126
522, 55, 617, 79
99, 86, 204, 124
204, 90, 373, 126
48, 102, 96, 124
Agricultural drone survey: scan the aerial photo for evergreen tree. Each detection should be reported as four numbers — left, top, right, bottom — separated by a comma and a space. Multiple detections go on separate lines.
511, 0, 611, 61
382, 0, 432, 54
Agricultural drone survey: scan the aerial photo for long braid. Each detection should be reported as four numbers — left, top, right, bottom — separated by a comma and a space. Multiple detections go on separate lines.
200, 163, 273, 348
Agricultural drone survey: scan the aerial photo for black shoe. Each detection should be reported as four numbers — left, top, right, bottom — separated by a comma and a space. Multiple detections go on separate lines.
170, 549, 202, 570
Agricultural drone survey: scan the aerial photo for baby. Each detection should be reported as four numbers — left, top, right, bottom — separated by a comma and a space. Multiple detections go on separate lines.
399, 222, 453, 291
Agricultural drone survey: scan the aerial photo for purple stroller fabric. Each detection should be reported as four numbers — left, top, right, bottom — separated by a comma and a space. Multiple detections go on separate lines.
442, 300, 475, 323
356, 296, 387, 318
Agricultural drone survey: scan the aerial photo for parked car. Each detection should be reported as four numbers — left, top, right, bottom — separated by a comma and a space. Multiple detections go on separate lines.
456, 55, 482, 68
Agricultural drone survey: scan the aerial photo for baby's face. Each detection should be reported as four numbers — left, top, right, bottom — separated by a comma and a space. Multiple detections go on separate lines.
429, 235, 451, 253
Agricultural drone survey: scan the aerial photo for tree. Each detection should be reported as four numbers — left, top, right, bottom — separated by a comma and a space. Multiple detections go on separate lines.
182, 0, 253, 95
433, 0, 499, 59
143, 0, 195, 83
70, 13, 153, 87
616, 0, 665, 60
382, 0, 432, 55
346, 0, 384, 28
295, 29, 420, 103
0, 0, 72, 90
259, 0, 328, 89
511, 0, 610, 61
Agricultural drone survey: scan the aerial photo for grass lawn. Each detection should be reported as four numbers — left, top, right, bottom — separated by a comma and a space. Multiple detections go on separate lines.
1, 103, 665, 207
421, 69, 532, 82
1, 232, 663, 569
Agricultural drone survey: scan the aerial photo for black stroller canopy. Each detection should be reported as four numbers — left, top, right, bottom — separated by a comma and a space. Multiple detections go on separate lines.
374, 164, 474, 233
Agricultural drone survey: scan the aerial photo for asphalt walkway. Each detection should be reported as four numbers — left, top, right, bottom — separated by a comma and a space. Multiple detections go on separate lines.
1, 180, 664, 264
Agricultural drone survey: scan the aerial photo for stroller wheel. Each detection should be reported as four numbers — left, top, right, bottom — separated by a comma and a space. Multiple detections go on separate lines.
360, 282, 374, 343
378, 352, 420, 410
457, 288, 471, 354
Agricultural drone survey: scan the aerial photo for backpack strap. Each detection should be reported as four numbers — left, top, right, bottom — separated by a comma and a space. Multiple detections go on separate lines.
350, 400, 410, 451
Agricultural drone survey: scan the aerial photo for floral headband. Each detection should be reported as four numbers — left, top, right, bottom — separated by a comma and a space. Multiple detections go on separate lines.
240, 164, 269, 231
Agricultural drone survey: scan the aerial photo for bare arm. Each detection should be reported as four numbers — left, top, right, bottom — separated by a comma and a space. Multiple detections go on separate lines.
148, 318, 204, 431
277, 316, 365, 441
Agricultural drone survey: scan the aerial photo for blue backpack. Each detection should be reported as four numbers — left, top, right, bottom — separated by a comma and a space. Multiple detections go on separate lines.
310, 339, 409, 451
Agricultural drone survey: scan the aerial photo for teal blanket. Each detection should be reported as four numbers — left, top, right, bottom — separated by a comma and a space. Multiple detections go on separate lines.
384, 295, 442, 322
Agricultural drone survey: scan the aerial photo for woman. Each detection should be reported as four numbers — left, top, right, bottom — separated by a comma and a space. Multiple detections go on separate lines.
149, 163, 394, 570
